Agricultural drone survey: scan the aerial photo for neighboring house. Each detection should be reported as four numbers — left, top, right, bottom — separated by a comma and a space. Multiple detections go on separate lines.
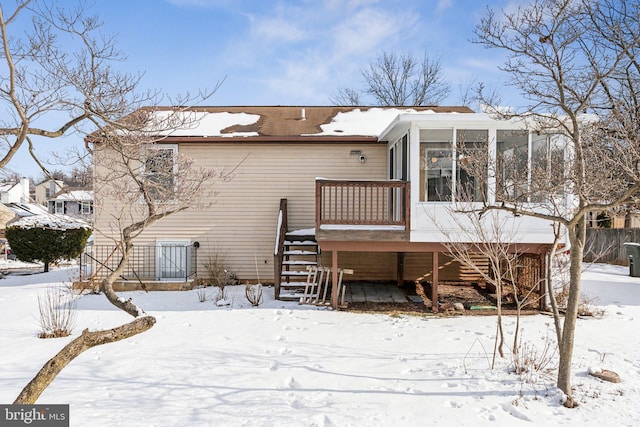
0, 204, 14, 237
34, 179, 64, 206
0, 202, 50, 235
48, 189, 94, 222
0, 178, 30, 204
90, 106, 569, 310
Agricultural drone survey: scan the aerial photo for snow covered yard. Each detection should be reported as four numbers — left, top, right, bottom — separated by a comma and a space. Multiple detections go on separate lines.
0, 263, 639, 426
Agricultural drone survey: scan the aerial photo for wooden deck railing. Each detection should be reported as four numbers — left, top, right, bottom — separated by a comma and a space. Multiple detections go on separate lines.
315, 179, 410, 229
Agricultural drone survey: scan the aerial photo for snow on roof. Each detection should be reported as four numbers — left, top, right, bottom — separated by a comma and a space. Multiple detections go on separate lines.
9, 212, 91, 230
54, 190, 93, 201
92, 106, 476, 142
303, 108, 431, 137
153, 111, 260, 137
0, 183, 17, 192
4, 203, 49, 217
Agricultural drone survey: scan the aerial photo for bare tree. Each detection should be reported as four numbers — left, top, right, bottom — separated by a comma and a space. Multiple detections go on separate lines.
14, 109, 227, 403
331, 51, 451, 106
331, 87, 361, 106
1, 0, 224, 403
473, 0, 640, 407
0, 0, 157, 171
433, 195, 544, 369
68, 164, 93, 188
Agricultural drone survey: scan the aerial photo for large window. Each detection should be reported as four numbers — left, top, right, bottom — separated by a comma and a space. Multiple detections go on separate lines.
495, 131, 565, 203
420, 129, 453, 201
419, 127, 564, 204
531, 133, 565, 201
144, 145, 177, 201
456, 129, 488, 202
497, 130, 529, 202
420, 129, 487, 202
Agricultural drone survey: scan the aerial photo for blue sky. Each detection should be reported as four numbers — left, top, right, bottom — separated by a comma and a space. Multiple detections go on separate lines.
5, 0, 528, 180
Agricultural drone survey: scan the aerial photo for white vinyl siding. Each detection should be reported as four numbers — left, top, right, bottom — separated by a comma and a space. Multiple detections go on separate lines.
95, 142, 387, 281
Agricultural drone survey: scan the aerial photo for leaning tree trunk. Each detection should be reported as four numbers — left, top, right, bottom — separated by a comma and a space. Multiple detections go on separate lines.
14, 317, 155, 404
557, 217, 586, 408
14, 240, 155, 403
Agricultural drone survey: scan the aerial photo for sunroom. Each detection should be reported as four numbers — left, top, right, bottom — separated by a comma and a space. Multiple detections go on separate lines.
316, 113, 566, 310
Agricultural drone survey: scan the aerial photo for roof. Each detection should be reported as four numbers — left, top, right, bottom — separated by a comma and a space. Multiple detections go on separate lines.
0, 182, 18, 192
88, 106, 475, 142
3, 203, 49, 217
35, 179, 64, 187
51, 190, 93, 201
2, 203, 89, 231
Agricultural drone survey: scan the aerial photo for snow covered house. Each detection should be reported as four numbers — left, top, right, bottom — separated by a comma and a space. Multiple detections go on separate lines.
89, 106, 567, 310
47, 189, 94, 222
1, 202, 55, 236
0, 178, 30, 204
34, 179, 64, 206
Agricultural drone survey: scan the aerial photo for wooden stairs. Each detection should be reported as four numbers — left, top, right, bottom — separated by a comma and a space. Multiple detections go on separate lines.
274, 198, 351, 305
277, 229, 319, 301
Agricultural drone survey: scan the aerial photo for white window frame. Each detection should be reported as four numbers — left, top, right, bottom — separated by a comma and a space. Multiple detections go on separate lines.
155, 239, 190, 281
144, 144, 178, 202
80, 201, 92, 215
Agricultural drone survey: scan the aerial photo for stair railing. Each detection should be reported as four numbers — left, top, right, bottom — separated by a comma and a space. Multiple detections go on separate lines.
273, 198, 288, 299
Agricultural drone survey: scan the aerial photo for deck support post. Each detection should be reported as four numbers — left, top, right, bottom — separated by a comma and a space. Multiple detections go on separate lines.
331, 251, 339, 309
539, 252, 547, 311
397, 252, 405, 287
432, 251, 439, 313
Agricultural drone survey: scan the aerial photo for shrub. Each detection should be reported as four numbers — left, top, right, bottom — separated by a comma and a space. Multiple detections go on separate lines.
245, 283, 263, 306
192, 278, 208, 302
38, 286, 77, 338
6, 225, 92, 272
196, 284, 208, 303
203, 251, 235, 292
512, 336, 558, 382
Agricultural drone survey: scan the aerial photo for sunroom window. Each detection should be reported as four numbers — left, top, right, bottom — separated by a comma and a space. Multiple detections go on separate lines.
420, 129, 453, 201
531, 133, 565, 201
497, 130, 529, 202
456, 129, 488, 202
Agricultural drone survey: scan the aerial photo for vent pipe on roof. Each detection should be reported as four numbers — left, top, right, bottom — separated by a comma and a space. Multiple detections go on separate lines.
301, 108, 306, 120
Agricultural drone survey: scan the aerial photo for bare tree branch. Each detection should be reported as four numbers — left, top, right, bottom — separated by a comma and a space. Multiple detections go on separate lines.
331, 50, 451, 107
14, 316, 156, 404
473, 0, 640, 407
0, 1, 219, 172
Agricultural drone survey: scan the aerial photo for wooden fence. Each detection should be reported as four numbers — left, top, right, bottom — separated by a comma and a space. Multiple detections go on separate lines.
584, 228, 640, 264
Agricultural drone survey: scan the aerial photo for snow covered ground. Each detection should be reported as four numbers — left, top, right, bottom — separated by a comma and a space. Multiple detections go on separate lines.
0, 261, 638, 426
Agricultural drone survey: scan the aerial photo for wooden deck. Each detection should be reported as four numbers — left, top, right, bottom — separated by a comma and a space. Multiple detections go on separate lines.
311, 179, 548, 312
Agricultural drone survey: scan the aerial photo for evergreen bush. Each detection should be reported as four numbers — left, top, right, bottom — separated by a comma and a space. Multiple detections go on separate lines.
6, 225, 92, 272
